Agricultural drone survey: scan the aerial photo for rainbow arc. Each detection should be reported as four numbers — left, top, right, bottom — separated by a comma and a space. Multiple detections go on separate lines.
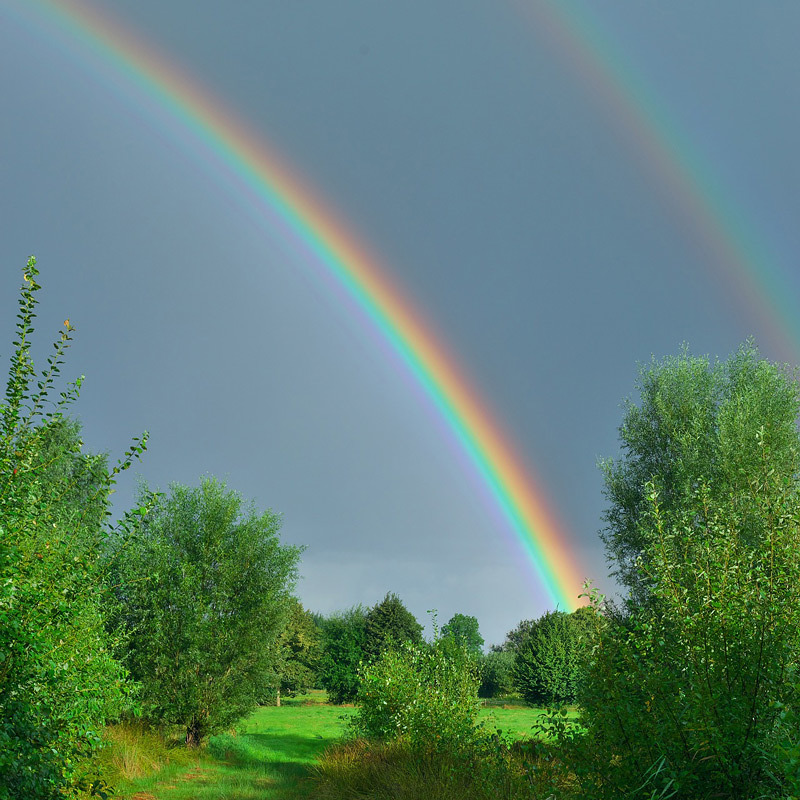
10, 0, 587, 610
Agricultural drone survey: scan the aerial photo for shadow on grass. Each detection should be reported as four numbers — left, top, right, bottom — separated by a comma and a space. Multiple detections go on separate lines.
210, 730, 342, 772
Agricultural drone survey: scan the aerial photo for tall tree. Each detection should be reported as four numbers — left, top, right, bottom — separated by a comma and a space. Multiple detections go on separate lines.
109, 477, 301, 745
600, 341, 800, 605
511, 608, 594, 706
0, 258, 144, 798
478, 650, 515, 699
442, 613, 484, 655
266, 598, 321, 705
571, 342, 800, 798
363, 592, 423, 662
318, 605, 368, 704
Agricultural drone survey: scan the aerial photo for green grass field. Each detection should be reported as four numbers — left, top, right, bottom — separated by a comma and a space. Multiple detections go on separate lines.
108, 692, 552, 800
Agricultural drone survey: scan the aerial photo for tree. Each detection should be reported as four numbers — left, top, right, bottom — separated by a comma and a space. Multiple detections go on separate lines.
265, 598, 321, 705
442, 613, 484, 655
600, 341, 800, 606
511, 608, 593, 706
0, 258, 144, 798
568, 342, 800, 798
363, 592, 423, 662
498, 617, 538, 654
108, 477, 301, 745
478, 650, 515, 699
318, 605, 368, 704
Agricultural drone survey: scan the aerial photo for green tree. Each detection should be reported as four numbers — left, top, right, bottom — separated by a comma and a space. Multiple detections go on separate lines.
109, 477, 301, 745
442, 613, 484, 655
498, 617, 538, 654
0, 258, 144, 798
478, 649, 515, 699
318, 605, 368, 704
511, 608, 593, 706
266, 597, 320, 705
568, 343, 800, 798
600, 341, 800, 606
363, 592, 423, 662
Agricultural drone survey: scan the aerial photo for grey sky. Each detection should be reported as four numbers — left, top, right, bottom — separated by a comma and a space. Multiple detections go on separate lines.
2, 1, 799, 646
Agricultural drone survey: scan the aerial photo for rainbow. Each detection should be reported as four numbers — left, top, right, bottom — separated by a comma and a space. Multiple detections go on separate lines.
513, 1, 800, 366
7, 0, 586, 610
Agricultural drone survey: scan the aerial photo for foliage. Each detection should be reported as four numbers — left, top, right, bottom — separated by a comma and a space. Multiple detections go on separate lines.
442, 612, 484, 655
569, 343, 800, 799
318, 605, 368, 704
478, 649, 515, 699
511, 607, 594, 706
363, 592, 423, 662
600, 340, 800, 606
108, 477, 302, 745
264, 597, 321, 703
351, 635, 480, 753
0, 258, 144, 798
497, 617, 538, 654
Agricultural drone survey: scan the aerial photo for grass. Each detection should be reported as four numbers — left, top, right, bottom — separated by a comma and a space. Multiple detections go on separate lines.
103, 692, 554, 800
106, 692, 352, 800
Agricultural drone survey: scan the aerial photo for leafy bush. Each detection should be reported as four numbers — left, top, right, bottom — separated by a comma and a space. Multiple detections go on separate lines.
600, 341, 800, 607
351, 635, 480, 753
0, 258, 143, 798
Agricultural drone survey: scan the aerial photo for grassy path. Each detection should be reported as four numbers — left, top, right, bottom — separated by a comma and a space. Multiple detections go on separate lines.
112, 695, 550, 800
114, 695, 354, 800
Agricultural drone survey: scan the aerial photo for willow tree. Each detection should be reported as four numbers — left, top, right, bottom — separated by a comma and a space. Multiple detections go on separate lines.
108, 477, 302, 745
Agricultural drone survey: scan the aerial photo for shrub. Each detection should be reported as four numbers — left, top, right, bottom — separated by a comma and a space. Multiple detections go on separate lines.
351, 635, 480, 753
570, 473, 800, 798
567, 343, 800, 798
0, 258, 144, 798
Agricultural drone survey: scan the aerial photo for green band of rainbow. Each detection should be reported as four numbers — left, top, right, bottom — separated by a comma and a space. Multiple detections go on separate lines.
514, 0, 800, 365
10, 0, 586, 611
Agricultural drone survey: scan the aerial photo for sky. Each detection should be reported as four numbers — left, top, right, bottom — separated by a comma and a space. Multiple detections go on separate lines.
2, 1, 800, 647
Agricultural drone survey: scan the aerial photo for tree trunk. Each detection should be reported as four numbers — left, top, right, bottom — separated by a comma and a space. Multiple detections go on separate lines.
276, 687, 281, 707
186, 719, 202, 747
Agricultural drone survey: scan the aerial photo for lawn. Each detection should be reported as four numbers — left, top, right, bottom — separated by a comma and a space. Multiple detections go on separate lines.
110, 692, 550, 800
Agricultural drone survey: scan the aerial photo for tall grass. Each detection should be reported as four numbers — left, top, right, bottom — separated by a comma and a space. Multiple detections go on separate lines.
312, 736, 570, 800
97, 721, 195, 786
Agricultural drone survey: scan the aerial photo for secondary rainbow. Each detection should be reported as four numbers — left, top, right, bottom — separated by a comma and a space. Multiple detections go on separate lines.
10, 0, 585, 610
513, 0, 800, 365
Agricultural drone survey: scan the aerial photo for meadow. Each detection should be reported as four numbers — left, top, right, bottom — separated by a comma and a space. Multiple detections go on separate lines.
103, 692, 550, 800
